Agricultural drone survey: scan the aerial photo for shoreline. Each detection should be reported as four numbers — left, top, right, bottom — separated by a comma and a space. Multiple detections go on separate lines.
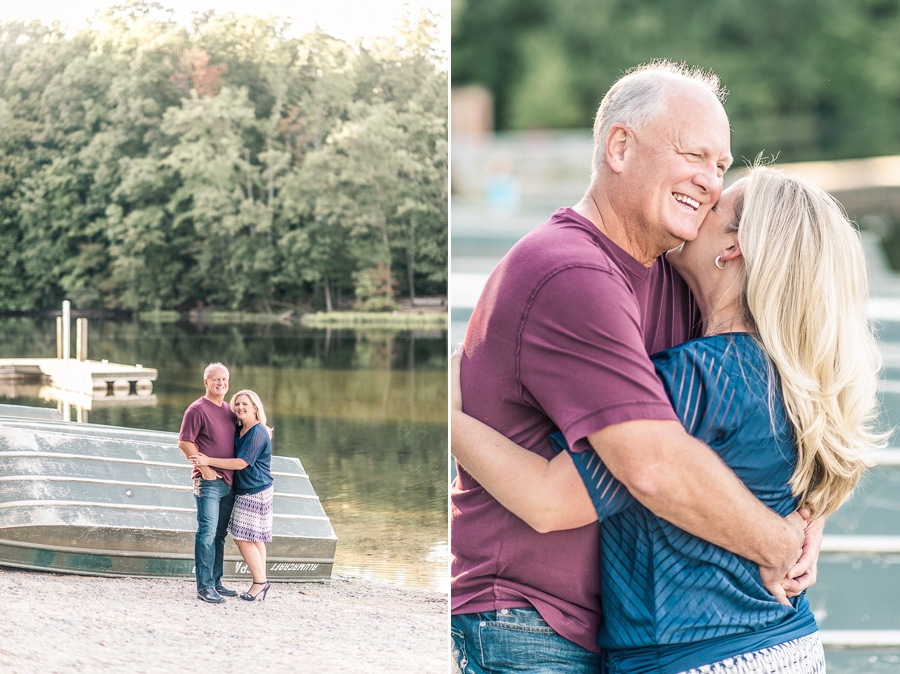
0, 567, 448, 673
0, 306, 448, 330
0, 309, 448, 330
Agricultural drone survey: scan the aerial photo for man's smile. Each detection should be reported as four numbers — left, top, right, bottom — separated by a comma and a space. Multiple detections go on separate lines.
673, 192, 700, 210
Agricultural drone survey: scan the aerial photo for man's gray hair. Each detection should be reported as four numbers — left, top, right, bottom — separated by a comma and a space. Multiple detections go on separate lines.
591, 60, 728, 175
203, 362, 229, 380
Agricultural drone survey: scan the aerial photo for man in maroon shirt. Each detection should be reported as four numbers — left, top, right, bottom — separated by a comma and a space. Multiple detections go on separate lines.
178, 362, 239, 604
451, 62, 821, 673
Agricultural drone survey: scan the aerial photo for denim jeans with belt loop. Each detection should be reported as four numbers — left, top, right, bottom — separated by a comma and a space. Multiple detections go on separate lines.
193, 477, 235, 591
451, 607, 602, 673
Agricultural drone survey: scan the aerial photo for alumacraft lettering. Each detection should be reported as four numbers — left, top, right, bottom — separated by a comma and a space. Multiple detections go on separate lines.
233, 562, 320, 573
271, 563, 319, 571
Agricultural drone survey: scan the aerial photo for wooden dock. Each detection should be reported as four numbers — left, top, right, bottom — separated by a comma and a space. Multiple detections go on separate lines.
0, 358, 157, 397
0, 302, 158, 420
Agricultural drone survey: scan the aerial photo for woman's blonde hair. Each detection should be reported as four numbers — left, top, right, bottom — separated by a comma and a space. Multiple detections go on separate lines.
230, 389, 274, 438
735, 164, 885, 518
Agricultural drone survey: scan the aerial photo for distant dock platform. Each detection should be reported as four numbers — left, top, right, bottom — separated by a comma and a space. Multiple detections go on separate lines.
0, 358, 157, 398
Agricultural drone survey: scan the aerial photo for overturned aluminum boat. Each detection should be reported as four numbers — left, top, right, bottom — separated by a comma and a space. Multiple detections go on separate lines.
0, 406, 336, 582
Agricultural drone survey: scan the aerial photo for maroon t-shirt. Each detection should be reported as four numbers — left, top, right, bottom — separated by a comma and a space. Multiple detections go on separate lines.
179, 397, 238, 486
451, 208, 699, 653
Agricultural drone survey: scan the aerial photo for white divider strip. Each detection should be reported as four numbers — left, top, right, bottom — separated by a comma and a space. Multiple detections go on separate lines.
821, 535, 900, 553
877, 380, 900, 394
0, 475, 318, 499
0, 500, 329, 520
0, 451, 308, 478
880, 343, 900, 366
869, 297, 900, 321
450, 273, 490, 309
820, 630, 900, 647
873, 449, 900, 465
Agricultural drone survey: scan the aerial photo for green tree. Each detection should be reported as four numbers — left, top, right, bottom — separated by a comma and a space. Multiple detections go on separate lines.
0, 3, 447, 312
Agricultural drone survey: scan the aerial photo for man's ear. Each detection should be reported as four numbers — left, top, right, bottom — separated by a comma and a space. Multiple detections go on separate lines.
605, 124, 630, 174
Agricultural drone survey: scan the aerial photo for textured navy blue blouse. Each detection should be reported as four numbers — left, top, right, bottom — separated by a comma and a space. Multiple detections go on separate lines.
233, 423, 273, 496
556, 333, 817, 673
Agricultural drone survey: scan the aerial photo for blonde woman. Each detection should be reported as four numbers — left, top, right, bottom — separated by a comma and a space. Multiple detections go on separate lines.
451, 165, 884, 673
192, 389, 274, 601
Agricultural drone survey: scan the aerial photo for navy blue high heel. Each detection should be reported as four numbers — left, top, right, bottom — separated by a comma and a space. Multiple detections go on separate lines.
241, 581, 270, 601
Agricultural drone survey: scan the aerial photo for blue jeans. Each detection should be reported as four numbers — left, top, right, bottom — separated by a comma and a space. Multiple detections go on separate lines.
193, 477, 235, 591
451, 608, 602, 674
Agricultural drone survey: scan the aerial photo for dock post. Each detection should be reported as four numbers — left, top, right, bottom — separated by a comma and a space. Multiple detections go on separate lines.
76, 318, 88, 362
61, 300, 71, 362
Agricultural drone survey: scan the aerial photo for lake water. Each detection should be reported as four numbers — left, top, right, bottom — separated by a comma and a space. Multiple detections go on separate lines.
0, 317, 448, 591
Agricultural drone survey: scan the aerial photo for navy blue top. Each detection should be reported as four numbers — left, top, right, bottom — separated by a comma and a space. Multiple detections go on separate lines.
233, 424, 273, 496
556, 333, 817, 673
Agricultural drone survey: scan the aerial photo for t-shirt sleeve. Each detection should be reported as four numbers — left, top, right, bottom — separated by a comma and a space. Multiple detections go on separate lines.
550, 431, 637, 521
236, 426, 269, 467
519, 266, 679, 452
652, 343, 745, 449
178, 405, 202, 444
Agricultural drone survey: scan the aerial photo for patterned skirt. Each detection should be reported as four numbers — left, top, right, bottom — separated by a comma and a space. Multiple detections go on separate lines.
228, 486, 274, 542
680, 632, 825, 674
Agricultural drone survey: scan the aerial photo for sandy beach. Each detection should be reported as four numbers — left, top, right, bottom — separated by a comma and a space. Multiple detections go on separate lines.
0, 567, 448, 674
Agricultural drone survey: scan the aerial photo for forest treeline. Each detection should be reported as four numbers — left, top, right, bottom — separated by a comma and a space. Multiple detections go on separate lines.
0, 2, 447, 313
452, 0, 900, 164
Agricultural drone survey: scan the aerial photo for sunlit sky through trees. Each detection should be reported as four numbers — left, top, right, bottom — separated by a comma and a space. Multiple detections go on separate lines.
2, 0, 448, 54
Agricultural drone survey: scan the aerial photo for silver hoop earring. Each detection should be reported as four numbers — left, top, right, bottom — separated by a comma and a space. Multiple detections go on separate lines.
715, 256, 728, 270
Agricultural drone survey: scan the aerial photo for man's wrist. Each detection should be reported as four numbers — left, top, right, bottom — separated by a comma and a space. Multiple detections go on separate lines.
762, 515, 804, 569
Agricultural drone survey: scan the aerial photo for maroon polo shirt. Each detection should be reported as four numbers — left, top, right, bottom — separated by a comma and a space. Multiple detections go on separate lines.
179, 396, 238, 486
451, 208, 698, 653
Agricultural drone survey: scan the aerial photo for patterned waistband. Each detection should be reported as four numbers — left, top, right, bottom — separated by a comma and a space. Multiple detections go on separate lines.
680, 632, 824, 674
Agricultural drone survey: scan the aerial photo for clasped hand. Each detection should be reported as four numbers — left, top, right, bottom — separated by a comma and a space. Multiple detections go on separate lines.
760, 509, 824, 605
189, 453, 219, 480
